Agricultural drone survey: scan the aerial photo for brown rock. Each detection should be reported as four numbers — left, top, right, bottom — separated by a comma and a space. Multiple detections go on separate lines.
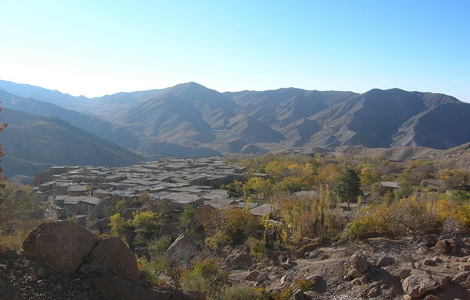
22, 221, 98, 273
378, 256, 395, 267
423, 295, 440, 300
424, 259, 437, 266
350, 252, 369, 273
393, 268, 411, 280
452, 271, 470, 289
435, 240, 452, 254
225, 245, 252, 270
89, 237, 139, 282
245, 271, 260, 281
458, 264, 470, 271
92, 276, 190, 300
402, 275, 439, 298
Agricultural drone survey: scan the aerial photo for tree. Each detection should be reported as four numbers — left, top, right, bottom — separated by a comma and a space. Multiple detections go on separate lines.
336, 168, 362, 209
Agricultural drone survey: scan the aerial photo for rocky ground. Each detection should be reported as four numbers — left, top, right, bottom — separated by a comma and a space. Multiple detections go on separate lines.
2, 221, 470, 300
225, 235, 470, 299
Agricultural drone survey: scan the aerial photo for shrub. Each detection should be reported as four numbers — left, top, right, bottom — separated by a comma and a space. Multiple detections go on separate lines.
217, 284, 265, 300
182, 259, 229, 297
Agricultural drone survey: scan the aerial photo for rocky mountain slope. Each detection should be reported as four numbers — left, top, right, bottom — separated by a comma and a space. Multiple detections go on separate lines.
1, 80, 469, 155
0, 108, 145, 179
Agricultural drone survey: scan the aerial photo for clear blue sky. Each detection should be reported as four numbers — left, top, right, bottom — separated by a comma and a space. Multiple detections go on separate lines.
0, 0, 469, 102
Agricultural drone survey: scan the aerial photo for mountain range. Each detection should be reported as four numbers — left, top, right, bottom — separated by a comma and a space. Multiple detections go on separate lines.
1, 79, 470, 180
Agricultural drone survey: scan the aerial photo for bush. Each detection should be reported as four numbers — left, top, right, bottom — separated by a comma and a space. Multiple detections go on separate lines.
217, 284, 265, 300
182, 259, 229, 297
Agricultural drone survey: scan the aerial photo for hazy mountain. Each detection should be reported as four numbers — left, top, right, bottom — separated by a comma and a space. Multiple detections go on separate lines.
0, 89, 221, 157
1, 80, 469, 154
0, 108, 146, 178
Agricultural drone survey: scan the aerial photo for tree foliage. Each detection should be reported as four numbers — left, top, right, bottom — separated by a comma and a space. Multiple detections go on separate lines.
335, 168, 362, 208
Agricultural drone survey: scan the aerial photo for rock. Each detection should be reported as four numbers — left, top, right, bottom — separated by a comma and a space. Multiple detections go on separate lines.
159, 223, 182, 238
378, 256, 395, 267
452, 271, 470, 289
292, 288, 306, 300
22, 221, 99, 274
402, 275, 439, 298
88, 237, 140, 282
423, 295, 440, 300
417, 246, 431, 255
167, 234, 197, 256
424, 259, 437, 266
458, 264, 470, 271
185, 289, 206, 300
350, 278, 362, 286
245, 271, 260, 281
92, 275, 190, 300
423, 235, 438, 247
367, 286, 380, 298
435, 240, 452, 254
350, 252, 369, 273
225, 245, 252, 270
347, 268, 363, 279
432, 256, 443, 263
0, 276, 24, 300
393, 268, 411, 280
307, 250, 321, 259
257, 273, 269, 283
121, 229, 137, 247
93, 218, 110, 231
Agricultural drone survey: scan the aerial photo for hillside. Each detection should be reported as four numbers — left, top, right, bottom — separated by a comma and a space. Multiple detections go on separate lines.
1, 80, 470, 155
0, 108, 146, 179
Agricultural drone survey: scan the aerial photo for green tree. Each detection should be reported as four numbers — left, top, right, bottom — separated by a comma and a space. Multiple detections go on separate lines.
179, 204, 196, 235
335, 168, 362, 209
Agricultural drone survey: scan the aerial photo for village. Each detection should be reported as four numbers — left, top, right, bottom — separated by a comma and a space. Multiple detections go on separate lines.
32, 157, 274, 223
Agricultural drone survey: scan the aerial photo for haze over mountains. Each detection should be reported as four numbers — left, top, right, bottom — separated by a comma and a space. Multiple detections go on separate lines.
1, 79, 470, 180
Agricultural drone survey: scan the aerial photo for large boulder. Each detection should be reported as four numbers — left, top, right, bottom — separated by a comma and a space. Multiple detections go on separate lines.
22, 221, 98, 273
401, 271, 447, 298
88, 237, 140, 282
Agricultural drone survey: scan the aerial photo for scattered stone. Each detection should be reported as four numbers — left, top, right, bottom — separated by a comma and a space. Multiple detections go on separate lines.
350, 252, 369, 273
423, 295, 440, 300
423, 259, 437, 266
432, 256, 442, 263
417, 246, 431, 255
245, 271, 260, 281
392, 268, 411, 281
377, 256, 395, 267
367, 286, 380, 298
458, 265, 470, 271
307, 250, 321, 259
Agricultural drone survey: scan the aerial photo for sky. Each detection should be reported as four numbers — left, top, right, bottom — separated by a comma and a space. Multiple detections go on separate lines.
0, 0, 469, 102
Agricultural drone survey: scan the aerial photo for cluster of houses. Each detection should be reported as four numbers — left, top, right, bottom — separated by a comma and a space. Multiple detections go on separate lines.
33, 157, 261, 221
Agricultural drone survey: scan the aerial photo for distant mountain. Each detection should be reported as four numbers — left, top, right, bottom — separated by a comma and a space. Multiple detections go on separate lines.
0, 108, 147, 179
0, 88, 221, 157
1, 80, 469, 155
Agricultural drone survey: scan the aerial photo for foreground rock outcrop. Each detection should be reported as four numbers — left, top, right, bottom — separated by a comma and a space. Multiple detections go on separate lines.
17, 221, 190, 300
